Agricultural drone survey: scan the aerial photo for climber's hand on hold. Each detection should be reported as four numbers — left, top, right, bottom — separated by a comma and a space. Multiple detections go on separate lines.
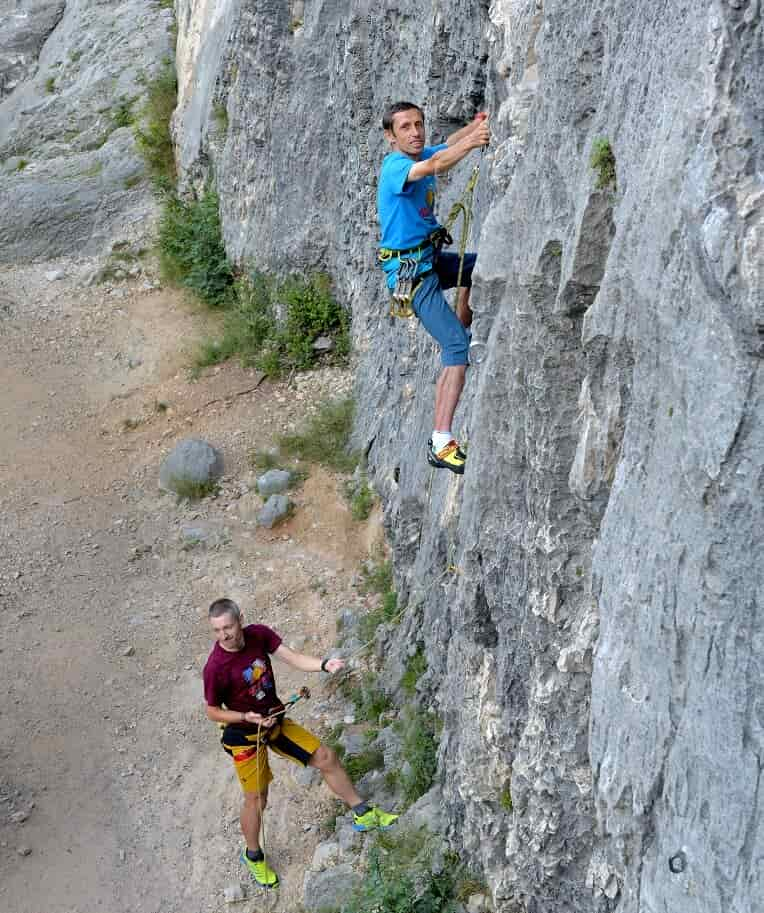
471, 119, 490, 149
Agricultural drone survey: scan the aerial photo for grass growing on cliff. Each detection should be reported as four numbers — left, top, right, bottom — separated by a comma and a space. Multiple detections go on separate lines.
385, 706, 440, 807
400, 649, 427, 696
590, 138, 616, 190
134, 63, 177, 187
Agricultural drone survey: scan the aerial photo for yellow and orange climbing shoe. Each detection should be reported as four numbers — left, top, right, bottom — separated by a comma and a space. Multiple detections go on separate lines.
240, 848, 279, 888
427, 439, 466, 475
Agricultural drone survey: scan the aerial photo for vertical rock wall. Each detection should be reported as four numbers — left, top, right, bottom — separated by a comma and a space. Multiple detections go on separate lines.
173, 1, 763, 911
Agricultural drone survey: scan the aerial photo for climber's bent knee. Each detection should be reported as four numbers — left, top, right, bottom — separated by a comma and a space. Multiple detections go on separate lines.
412, 273, 470, 367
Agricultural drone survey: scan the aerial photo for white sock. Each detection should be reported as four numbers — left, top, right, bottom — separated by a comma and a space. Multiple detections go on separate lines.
431, 430, 453, 452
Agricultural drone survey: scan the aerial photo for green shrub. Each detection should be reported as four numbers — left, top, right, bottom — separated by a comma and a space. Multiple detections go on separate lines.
345, 828, 459, 913
196, 271, 350, 378
45, 76, 55, 93
134, 64, 177, 187
500, 785, 513, 812
278, 272, 350, 369
279, 397, 358, 472
359, 592, 399, 644
15, 159, 28, 172
590, 138, 616, 190
400, 650, 427, 697
158, 188, 233, 304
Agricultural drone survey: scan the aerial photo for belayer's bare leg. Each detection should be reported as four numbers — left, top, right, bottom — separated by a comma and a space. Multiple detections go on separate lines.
309, 745, 363, 807
241, 790, 267, 852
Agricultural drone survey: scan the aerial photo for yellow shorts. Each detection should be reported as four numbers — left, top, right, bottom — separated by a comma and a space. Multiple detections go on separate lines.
221, 717, 321, 794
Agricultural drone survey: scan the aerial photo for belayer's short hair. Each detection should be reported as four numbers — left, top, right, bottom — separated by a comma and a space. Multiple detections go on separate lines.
382, 101, 425, 132
209, 597, 241, 620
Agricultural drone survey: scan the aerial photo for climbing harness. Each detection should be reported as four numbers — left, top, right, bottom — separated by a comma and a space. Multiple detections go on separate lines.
389, 256, 426, 318
382, 157, 482, 319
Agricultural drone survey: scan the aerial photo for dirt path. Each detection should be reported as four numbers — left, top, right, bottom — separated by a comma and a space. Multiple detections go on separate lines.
0, 261, 378, 913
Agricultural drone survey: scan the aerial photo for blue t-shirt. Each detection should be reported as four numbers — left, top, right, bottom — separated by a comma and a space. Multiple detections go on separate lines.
377, 144, 447, 251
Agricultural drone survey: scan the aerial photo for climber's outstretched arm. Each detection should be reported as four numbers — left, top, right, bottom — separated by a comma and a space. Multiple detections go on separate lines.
408, 119, 490, 182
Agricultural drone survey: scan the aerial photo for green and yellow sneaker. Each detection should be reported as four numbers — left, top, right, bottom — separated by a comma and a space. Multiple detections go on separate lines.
352, 807, 399, 832
240, 848, 279, 888
427, 439, 466, 474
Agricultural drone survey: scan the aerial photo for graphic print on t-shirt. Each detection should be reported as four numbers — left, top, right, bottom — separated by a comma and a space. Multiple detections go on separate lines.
242, 658, 274, 702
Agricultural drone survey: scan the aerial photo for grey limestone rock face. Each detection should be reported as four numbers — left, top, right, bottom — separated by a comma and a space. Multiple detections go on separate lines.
0, 0, 173, 263
159, 438, 224, 493
302, 861, 360, 913
174, 2, 762, 912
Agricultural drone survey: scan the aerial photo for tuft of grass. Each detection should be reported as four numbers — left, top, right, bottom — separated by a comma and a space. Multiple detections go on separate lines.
170, 478, 219, 501
212, 101, 229, 131
392, 706, 440, 807
155, 400, 169, 413
279, 397, 358, 472
112, 100, 135, 128
344, 746, 385, 781
500, 785, 513, 812
349, 479, 375, 521
360, 556, 393, 596
45, 76, 56, 94
123, 174, 142, 189
16, 159, 28, 172
348, 674, 392, 723
69, 49, 83, 63
358, 555, 400, 642
590, 137, 616, 190
134, 63, 177, 188
248, 449, 281, 472
158, 188, 233, 304
400, 650, 427, 697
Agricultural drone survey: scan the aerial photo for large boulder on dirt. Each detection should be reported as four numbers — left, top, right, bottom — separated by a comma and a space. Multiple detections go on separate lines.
159, 438, 224, 494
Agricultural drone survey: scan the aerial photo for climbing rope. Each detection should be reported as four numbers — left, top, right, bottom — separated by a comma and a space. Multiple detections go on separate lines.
442, 161, 481, 292
253, 686, 311, 892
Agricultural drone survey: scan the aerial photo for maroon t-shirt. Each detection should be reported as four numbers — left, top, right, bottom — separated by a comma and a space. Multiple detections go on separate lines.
203, 624, 284, 720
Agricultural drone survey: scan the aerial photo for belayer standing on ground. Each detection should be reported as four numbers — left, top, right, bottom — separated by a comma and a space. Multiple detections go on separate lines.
203, 598, 398, 889
377, 102, 490, 474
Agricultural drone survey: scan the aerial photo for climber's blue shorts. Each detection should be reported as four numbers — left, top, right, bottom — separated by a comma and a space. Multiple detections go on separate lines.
412, 252, 476, 367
